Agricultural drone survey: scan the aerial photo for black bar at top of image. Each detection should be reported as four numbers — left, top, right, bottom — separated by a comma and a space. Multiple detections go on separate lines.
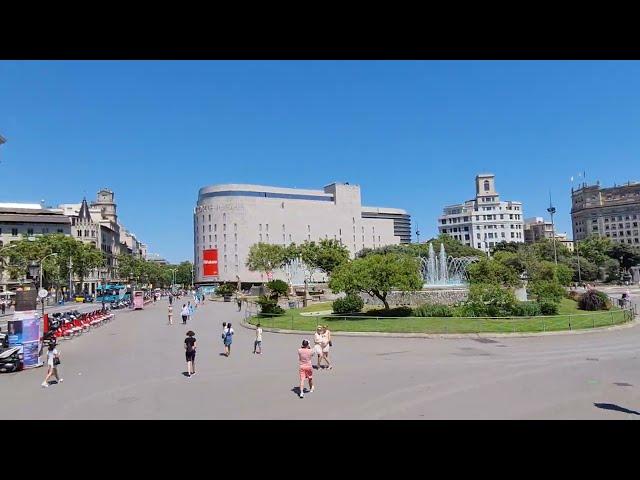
3, 46, 640, 60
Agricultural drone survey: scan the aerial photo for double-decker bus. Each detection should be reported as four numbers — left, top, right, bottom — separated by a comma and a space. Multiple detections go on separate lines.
96, 284, 127, 303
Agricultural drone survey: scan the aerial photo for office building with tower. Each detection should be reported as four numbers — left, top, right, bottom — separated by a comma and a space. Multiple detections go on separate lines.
438, 174, 525, 253
193, 182, 411, 284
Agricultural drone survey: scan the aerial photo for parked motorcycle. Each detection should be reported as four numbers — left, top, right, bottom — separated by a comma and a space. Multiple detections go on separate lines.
0, 346, 23, 373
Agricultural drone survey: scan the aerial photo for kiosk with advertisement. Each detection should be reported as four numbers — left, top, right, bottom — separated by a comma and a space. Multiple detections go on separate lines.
132, 290, 144, 310
7, 311, 43, 369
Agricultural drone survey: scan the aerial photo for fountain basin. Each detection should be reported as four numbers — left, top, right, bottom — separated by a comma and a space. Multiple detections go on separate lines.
360, 286, 468, 308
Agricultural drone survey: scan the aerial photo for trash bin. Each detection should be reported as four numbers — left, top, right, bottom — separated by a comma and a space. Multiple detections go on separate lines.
288, 301, 296, 309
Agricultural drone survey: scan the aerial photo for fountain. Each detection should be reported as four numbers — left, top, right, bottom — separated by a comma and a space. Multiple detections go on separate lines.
420, 243, 477, 288
361, 243, 478, 308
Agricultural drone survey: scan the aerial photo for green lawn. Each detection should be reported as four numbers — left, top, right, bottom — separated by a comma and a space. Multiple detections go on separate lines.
248, 298, 633, 334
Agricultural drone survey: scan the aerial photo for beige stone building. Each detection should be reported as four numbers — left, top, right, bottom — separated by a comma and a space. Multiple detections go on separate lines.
194, 182, 410, 284
571, 181, 640, 245
438, 174, 525, 253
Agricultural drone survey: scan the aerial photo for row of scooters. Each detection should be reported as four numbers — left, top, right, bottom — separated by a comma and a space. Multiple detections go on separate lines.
109, 299, 131, 310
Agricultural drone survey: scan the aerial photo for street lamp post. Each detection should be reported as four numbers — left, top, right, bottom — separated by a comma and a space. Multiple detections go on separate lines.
38, 253, 58, 316
170, 268, 177, 293
547, 193, 558, 265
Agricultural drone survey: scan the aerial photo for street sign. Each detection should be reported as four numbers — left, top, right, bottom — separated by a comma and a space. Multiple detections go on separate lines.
38, 289, 48, 299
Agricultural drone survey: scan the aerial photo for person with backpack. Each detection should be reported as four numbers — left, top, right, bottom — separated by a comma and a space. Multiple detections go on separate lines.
223, 322, 234, 357
184, 330, 197, 378
42, 343, 63, 388
168, 304, 173, 325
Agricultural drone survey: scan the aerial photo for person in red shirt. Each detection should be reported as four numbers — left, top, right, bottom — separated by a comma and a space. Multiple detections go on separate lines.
297, 339, 315, 398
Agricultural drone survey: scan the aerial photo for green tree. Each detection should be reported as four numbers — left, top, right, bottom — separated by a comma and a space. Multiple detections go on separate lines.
72, 242, 105, 289
602, 258, 620, 282
528, 280, 566, 304
467, 257, 522, 287
568, 257, 599, 282
608, 243, 640, 271
464, 283, 517, 317
299, 239, 350, 276
266, 279, 289, 301
175, 261, 193, 286
577, 235, 612, 267
329, 253, 421, 310
246, 243, 286, 278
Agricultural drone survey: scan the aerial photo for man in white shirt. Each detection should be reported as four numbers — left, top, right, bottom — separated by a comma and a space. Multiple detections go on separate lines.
253, 323, 263, 354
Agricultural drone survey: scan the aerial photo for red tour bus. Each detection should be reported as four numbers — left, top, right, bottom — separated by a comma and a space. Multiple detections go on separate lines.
132, 290, 144, 310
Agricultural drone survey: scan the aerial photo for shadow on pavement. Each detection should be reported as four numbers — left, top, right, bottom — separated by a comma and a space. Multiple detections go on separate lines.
594, 403, 640, 416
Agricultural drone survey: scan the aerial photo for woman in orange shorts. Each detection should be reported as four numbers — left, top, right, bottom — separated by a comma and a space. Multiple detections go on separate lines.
297, 339, 315, 398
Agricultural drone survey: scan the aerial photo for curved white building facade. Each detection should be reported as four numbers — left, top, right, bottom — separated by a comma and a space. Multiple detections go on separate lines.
194, 182, 410, 284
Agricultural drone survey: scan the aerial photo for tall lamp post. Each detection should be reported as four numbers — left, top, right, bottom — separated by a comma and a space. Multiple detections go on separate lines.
36, 253, 58, 316
170, 268, 177, 293
547, 193, 558, 265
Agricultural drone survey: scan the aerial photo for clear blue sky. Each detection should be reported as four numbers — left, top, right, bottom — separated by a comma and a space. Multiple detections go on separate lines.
1, 60, 639, 263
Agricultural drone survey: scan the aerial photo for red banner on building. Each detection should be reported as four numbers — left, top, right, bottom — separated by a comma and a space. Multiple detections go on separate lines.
203, 249, 219, 276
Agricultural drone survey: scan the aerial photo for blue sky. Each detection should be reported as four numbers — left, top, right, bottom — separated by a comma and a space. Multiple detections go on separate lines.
1, 60, 639, 263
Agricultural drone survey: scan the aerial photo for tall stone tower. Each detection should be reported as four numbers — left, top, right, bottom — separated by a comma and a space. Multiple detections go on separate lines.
93, 188, 118, 224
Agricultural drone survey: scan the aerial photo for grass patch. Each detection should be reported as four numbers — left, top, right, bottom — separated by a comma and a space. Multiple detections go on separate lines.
249, 299, 632, 334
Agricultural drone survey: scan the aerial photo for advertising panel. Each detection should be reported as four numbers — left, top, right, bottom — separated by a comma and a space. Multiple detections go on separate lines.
203, 249, 219, 276
8, 311, 43, 369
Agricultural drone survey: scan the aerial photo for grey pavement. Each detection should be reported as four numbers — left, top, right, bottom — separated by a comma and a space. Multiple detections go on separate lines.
1, 293, 640, 419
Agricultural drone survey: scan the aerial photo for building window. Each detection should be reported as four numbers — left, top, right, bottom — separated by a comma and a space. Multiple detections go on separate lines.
223, 224, 226, 231
27, 228, 34, 236
11, 228, 18, 236
208, 214, 211, 221
57, 229, 63, 233
214, 234, 217, 243
307, 225, 311, 232
209, 235, 212, 242
209, 224, 211, 232
289, 234, 292, 241
266, 234, 269, 242
235, 243, 238, 252
259, 224, 262, 231
234, 223, 237, 232
214, 224, 217, 232
259, 234, 262, 241
283, 234, 286, 242
77, 230, 82, 237
223, 234, 227, 242
266, 224, 269, 232
223, 213, 226, 222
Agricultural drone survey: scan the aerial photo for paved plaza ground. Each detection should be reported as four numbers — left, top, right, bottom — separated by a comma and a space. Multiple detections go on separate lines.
1, 287, 640, 419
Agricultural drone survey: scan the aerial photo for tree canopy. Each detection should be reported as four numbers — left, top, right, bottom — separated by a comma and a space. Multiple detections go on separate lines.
329, 253, 422, 310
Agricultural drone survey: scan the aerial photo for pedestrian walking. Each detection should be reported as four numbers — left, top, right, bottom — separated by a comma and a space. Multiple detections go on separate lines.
223, 322, 234, 357
221, 322, 227, 343
168, 304, 173, 325
297, 339, 314, 398
181, 304, 189, 324
188, 301, 194, 319
184, 330, 197, 377
41, 343, 63, 388
254, 323, 263, 354
321, 326, 333, 370
169, 294, 173, 305
1, 301, 5, 315
236, 297, 242, 312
